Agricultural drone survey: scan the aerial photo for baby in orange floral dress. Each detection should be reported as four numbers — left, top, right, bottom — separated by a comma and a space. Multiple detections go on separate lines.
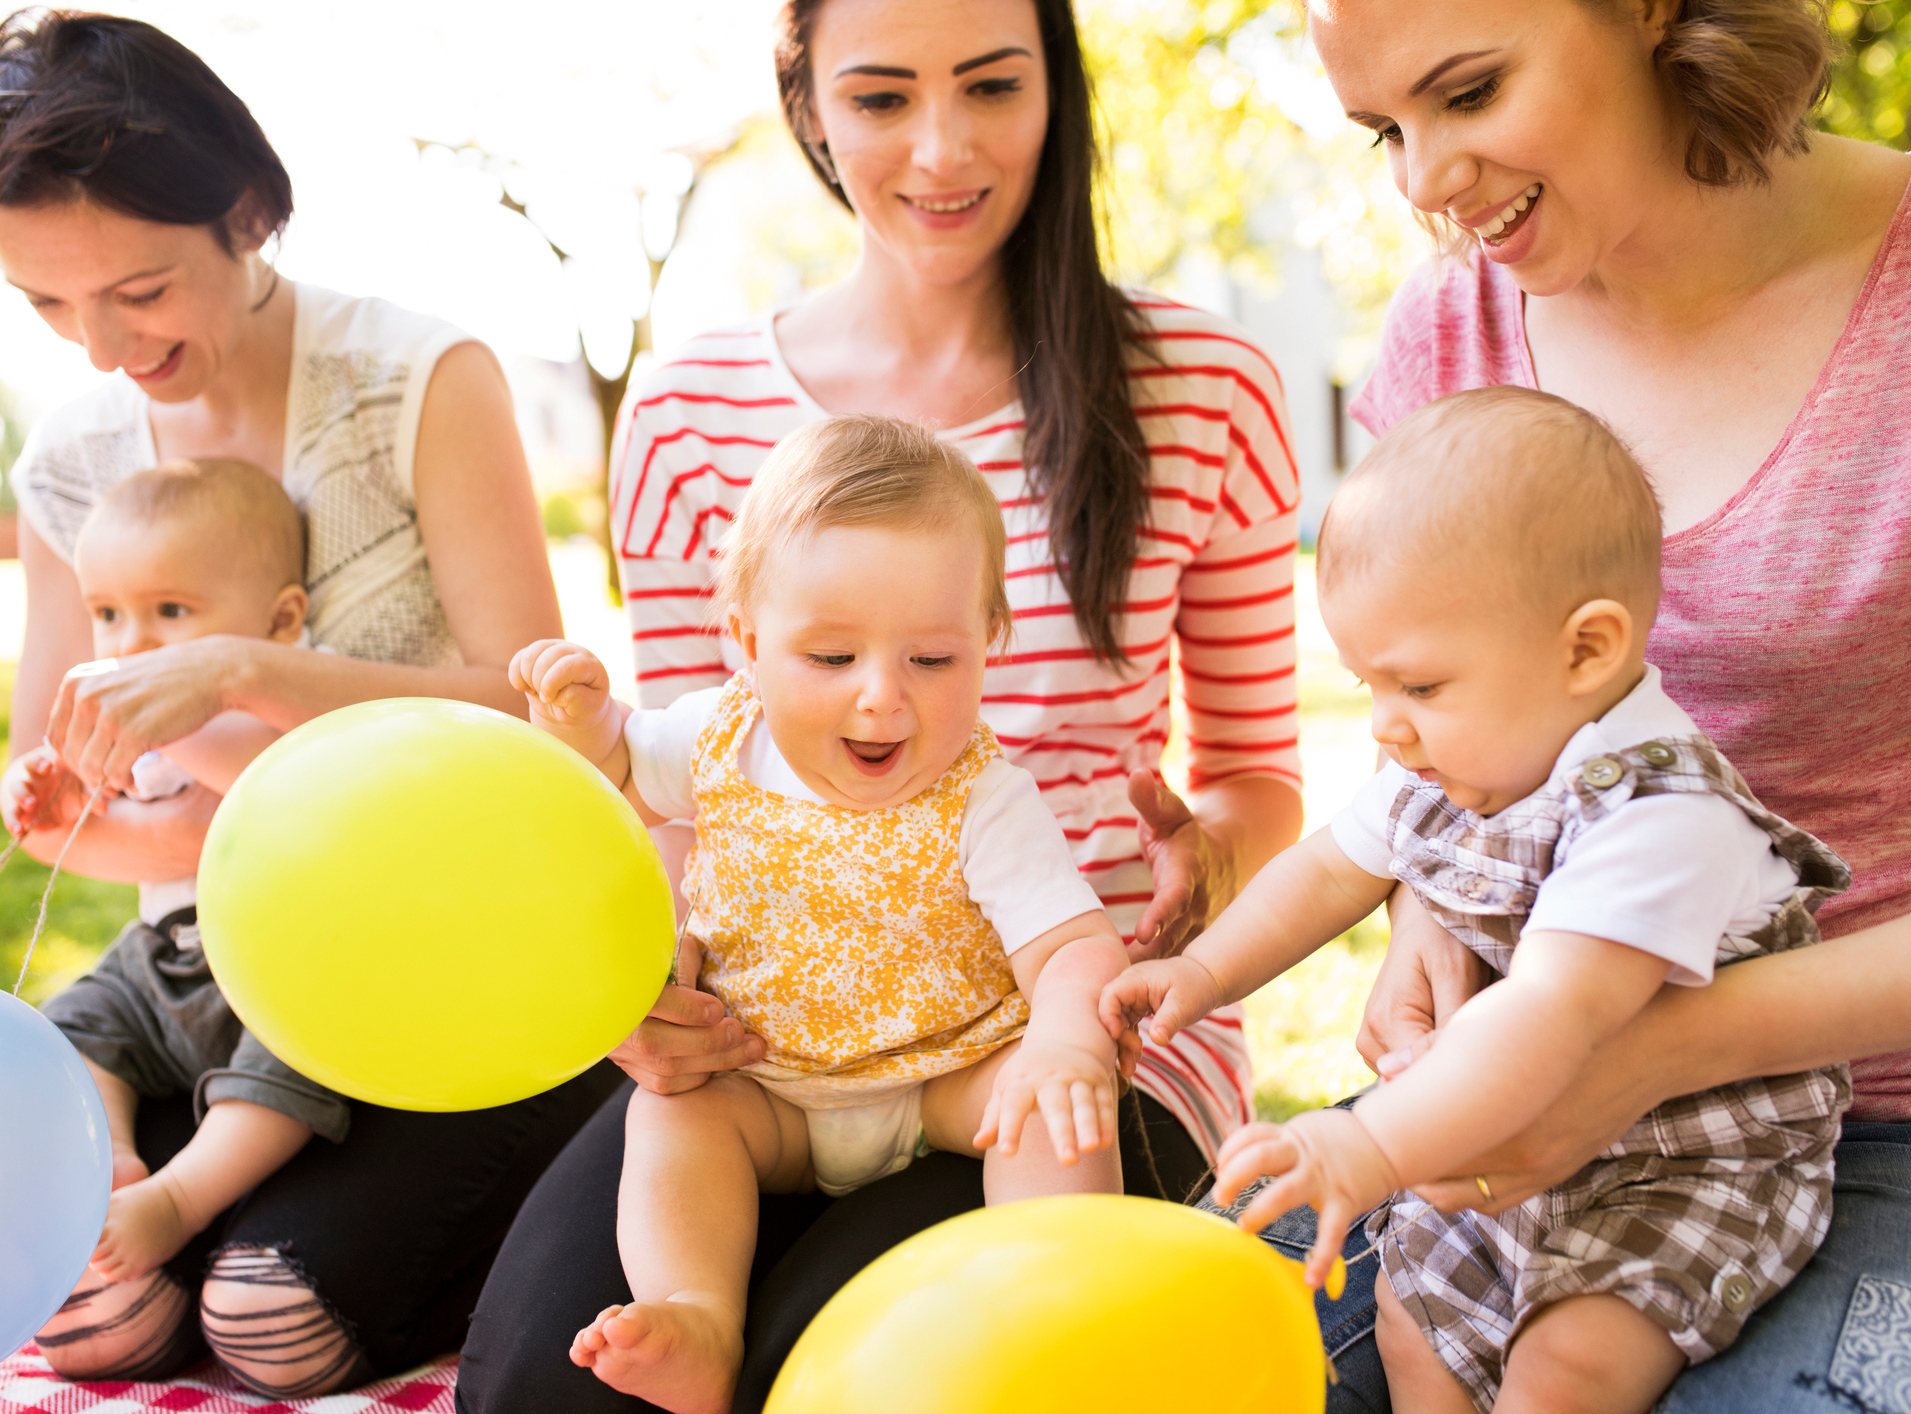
511, 415, 1129, 1413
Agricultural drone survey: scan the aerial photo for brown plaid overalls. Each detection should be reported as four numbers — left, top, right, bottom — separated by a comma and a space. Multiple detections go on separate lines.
1368, 734, 1851, 1408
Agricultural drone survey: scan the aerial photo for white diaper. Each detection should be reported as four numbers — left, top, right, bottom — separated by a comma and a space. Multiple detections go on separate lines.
804, 1085, 928, 1197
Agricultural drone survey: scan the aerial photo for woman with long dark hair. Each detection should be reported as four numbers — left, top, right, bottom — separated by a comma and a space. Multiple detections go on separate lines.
0, 10, 618, 1397
458, 1, 1304, 1409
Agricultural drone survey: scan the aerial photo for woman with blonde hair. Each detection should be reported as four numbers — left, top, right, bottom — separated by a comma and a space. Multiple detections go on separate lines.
1280, 0, 1911, 1405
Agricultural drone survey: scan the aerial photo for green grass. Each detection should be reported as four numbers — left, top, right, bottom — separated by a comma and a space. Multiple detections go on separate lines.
1244, 910, 1387, 1121
0, 658, 139, 1006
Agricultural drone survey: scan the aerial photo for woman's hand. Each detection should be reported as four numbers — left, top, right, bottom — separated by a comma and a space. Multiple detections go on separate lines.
1127, 771, 1220, 961
45, 639, 248, 793
606, 985, 767, 1096
1355, 888, 1493, 1079
1410, 1057, 1663, 1215
1126, 771, 1301, 963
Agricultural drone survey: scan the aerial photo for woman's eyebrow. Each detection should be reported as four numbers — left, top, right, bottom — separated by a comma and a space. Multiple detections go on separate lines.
6, 264, 174, 300
837, 62, 915, 79
952, 46, 1031, 75
1409, 49, 1500, 97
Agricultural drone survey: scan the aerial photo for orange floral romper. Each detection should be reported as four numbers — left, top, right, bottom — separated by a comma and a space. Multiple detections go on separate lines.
681, 674, 1029, 1187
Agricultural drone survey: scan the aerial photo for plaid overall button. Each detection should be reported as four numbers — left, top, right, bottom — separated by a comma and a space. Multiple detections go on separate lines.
1582, 756, 1624, 788
1720, 1271, 1754, 1313
1639, 741, 1677, 766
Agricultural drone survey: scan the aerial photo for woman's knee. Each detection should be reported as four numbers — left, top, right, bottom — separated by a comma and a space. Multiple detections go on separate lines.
199, 1246, 370, 1398
36, 1270, 198, 1380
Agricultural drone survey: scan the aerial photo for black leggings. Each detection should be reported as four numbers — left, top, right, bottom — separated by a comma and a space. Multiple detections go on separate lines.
454, 1078, 1213, 1414
116, 1061, 623, 1380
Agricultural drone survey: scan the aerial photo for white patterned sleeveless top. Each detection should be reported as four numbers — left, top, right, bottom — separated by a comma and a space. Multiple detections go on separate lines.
10, 283, 472, 667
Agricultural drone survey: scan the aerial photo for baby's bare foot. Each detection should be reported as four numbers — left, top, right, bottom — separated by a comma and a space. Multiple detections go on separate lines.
90, 1175, 191, 1283
569, 1296, 742, 1414
110, 1145, 150, 1191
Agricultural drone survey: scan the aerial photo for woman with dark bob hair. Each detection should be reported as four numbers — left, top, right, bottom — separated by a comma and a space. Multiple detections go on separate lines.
0, 10, 618, 1398
1220, 0, 1911, 1407
457, 0, 1305, 1408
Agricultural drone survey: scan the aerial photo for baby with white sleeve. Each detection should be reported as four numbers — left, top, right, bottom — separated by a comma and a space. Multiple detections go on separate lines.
619, 673, 1110, 1192
1101, 387, 1849, 1414
513, 414, 1129, 1412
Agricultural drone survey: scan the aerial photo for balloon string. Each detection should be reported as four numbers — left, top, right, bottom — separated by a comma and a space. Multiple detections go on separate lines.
10, 781, 108, 998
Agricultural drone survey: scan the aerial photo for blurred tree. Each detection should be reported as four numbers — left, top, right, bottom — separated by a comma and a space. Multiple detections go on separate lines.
1080, 0, 1299, 284
415, 134, 741, 597
1079, 0, 1425, 374
1820, 0, 1911, 146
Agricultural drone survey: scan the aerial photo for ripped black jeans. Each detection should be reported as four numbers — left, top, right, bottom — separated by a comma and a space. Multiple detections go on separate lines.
37, 1063, 621, 1396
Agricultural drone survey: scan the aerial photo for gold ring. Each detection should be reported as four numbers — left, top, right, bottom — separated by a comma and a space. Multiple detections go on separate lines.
1474, 1173, 1495, 1205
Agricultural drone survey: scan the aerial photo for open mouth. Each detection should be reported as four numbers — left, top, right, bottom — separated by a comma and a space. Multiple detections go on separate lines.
127, 342, 186, 382
844, 738, 904, 773
902, 190, 986, 215
1478, 184, 1541, 247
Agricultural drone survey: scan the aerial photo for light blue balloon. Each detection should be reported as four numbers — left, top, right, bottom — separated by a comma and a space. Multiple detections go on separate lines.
0, 991, 112, 1359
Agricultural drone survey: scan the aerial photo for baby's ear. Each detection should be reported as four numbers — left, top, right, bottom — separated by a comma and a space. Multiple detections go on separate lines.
1563, 597, 1634, 693
268, 583, 310, 644
726, 606, 757, 663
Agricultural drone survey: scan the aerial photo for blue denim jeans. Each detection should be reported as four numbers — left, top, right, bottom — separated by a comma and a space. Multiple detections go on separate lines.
1210, 1120, 1911, 1413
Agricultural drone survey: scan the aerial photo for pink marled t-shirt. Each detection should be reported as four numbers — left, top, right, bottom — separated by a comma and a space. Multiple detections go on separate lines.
1351, 182, 1911, 1119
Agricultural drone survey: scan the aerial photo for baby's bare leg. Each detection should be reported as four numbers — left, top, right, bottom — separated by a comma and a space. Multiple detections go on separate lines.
1497, 1294, 1684, 1414
1373, 1272, 1475, 1414
922, 1042, 1122, 1204
92, 1100, 312, 1284
570, 1074, 808, 1414
82, 1060, 149, 1189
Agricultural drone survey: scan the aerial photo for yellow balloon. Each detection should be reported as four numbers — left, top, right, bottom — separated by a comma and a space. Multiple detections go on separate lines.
198, 698, 673, 1111
766, 1194, 1326, 1414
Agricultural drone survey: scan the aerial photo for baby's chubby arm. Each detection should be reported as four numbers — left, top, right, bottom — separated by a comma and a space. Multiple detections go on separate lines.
975, 910, 1128, 1166
157, 711, 285, 793
509, 639, 664, 825
1356, 929, 1673, 1189
1219, 929, 1675, 1287
1100, 827, 1394, 1048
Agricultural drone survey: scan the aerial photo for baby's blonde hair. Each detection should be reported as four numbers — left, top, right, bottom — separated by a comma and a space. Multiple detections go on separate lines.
717, 415, 1011, 644
1318, 387, 1662, 623
80, 457, 305, 591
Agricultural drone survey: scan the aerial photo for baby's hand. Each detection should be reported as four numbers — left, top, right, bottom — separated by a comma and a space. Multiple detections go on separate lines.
1098, 955, 1225, 1049
2, 745, 103, 838
1212, 1109, 1400, 1289
975, 1037, 1117, 1167
510, 639, 615, 729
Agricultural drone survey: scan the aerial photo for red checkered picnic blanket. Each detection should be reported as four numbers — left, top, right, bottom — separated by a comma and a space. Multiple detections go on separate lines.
0, 1345, 456, 1413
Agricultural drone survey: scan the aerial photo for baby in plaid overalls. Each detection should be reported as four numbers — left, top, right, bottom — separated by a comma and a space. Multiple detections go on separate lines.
1103, 386, 1850, 1414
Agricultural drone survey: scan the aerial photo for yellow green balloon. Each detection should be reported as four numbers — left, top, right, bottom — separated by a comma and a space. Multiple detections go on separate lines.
198, 698, 672, 1111
766, 1194, 1326, 1414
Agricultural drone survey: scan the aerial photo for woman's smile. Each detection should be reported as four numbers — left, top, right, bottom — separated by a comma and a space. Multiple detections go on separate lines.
1470, 183, 1541, 245
900, 188, 990, 229
126, 341, 187, 385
